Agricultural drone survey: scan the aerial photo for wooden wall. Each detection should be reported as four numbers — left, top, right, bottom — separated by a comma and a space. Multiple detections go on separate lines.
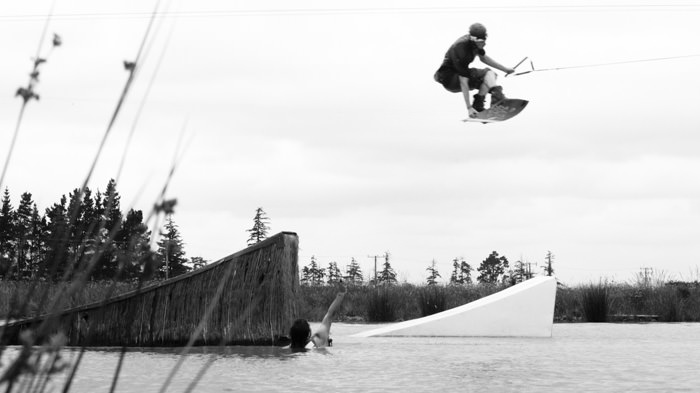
1, 232, 299, 346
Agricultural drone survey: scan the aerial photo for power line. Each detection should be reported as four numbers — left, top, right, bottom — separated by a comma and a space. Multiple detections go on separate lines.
2, 4, 700, 21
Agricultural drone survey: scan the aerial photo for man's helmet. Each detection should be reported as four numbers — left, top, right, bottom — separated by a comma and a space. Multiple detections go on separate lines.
469, 23, 487, 39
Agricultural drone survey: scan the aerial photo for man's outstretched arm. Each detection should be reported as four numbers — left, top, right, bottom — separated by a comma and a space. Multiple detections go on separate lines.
479, 55, 515, 74
311, 283, 347, 347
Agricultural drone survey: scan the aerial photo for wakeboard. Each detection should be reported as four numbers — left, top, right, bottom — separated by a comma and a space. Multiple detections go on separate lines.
463, 98, 528, 123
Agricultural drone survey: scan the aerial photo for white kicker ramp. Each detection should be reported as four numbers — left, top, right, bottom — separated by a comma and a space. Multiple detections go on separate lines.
352, 276, 557, 338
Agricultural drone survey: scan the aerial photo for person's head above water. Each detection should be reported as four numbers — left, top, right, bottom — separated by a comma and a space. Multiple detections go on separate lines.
289, 319, 311, 348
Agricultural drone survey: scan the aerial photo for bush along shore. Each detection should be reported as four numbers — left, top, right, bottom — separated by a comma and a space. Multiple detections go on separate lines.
555, 280, 700, 322
297, 279, 700, 323
3, 278, 699, 323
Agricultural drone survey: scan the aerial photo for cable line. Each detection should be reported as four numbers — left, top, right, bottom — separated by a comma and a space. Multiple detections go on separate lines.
511, 54, 700, 76
2, 4, 700, 21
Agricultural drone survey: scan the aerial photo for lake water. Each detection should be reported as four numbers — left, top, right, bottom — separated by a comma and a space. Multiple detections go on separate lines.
2, 323, 699, 392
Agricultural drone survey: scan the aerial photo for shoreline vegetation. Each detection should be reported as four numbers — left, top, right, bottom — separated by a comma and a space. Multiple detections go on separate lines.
3, 278, 699, 324
301, 280, 700, 323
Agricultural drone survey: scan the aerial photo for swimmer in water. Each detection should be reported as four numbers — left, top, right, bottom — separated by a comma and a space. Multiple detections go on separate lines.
289, 282, 347, 350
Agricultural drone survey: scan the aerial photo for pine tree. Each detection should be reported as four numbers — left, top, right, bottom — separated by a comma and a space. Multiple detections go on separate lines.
326, 261, 342, 284
426, 259, 441, 285
87, 227, 118, 280
76, 187, 99, 250
459, 260, 473, 284
449, 259, 460, 285
0, 188, 14, 278
81, 188, 106, 279
103, 179, 122, 231
302, 256, 325, 286
246, 207, 270, 246
156, 216, 189, 279
449, 257, 472, 285
346, 257, 363, 285
44, 194, 69, 280
377, 252, 397, 284
189, 256, 208, 270
0, 181, 210, 282
116, 209, 151, 279
28, 204, 46, 278
0, 188, 16, 276
310, 256, 325, 286
477, 251, 509, 284
300, 265, 311, 285
93, 190, 104, 224
543, 251, 555, 276
512, 260, 526, 284
90, 180, 122, 279
15, 192, 34, 279
66, 188, 88, 268
77, 187, 118, 280
508, 258, 535, 285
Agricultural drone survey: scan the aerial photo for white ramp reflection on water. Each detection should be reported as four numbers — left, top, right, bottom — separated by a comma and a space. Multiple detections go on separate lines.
1, 323, 699, 392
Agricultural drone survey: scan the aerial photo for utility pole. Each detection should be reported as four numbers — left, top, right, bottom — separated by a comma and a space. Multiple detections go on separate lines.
543, 251, 555, 277
368, 254, 381, 285
525, 262, 538, 279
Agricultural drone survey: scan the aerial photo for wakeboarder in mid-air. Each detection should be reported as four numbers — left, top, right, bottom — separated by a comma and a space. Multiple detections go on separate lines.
434, 23, 528, 123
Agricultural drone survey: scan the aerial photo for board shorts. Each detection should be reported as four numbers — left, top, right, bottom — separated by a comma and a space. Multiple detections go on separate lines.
434, 67, 489, 93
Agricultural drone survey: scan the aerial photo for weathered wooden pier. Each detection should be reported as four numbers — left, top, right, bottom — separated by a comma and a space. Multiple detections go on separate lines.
1, 232, 299, 346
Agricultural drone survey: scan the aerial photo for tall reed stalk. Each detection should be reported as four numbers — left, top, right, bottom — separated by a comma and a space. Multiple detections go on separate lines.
417, 285, 447, 317
579, 281, 610, 322
0, 0, 222, 391
367, 285, 399, 322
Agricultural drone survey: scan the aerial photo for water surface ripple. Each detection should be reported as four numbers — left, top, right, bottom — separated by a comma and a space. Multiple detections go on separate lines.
2, 323, 698, 392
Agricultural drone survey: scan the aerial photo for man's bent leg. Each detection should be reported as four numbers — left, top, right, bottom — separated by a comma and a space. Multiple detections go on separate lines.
480, 69, 507, 108
480, 69, 498, 93
459, 76, 484, 114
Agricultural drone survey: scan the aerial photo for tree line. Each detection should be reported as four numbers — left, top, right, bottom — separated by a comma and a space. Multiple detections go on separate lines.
431, 250, 555, 285
299, 250, 555, 287
0, 180, 207, 281
244, 207, 557, 287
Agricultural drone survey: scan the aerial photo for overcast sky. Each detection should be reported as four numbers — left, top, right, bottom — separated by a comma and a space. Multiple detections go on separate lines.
1, 0, 699, 285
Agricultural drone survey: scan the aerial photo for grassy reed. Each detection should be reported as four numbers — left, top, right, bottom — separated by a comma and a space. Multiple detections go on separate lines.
0, 1, 221, 391
299, 283, 505, 322
579, 282, 610, 322
367, 286, 400, 322
417, 285, 447, 316
7, 278, 699, 330
297, 280, 700, 324
554, 280, 700, 322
